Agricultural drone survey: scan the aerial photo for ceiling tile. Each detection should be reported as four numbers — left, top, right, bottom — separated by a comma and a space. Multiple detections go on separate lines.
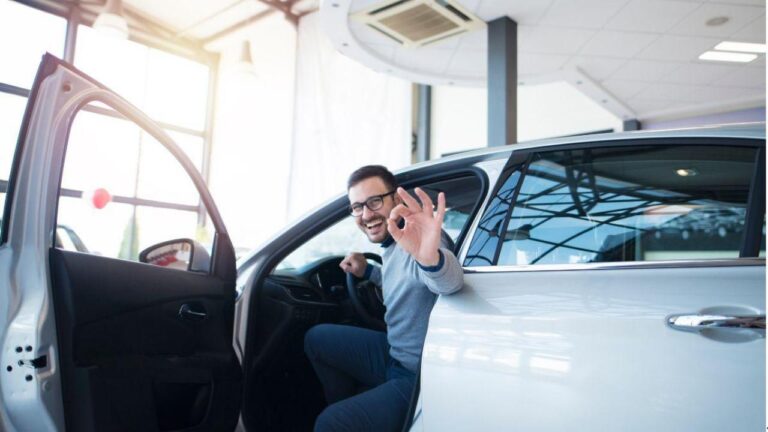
609, 59, 683, 81
706, 0, 765, 5
713, 66, 767, 87
731, 14, 767, 42
518, 53, 570, 75
579, 31, 658, 58
519, 25, 596, 54
601, 79, 650, 100
448, 49, 487, 75
349, 0, 390, 14
605, 0, 700, 33
636, 34, 721, 61
658, 62, 739, 84
394, 48, 456, 74
627, 98, 676, 114
690, 85, 763, 101
668, 3, 764, 37
564, 56, 628, 80
538, 0, 630, 29
635, 83, 700, 102
474, 0, 553, 24
366, 43, 397, 60
457, 27, 487, 49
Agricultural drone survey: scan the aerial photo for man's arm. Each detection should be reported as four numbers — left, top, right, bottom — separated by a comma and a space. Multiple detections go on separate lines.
416, 233, 463, 295
388, 188, 464, 295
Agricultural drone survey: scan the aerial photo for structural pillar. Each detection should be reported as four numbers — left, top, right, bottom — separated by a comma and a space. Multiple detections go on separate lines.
415, 84, 432, 162
487, 17, 517, 147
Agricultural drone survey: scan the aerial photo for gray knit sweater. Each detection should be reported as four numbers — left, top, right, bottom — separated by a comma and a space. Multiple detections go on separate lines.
366, 231, 464, 373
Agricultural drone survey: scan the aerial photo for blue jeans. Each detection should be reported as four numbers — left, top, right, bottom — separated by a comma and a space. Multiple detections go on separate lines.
304, 324, 416, 432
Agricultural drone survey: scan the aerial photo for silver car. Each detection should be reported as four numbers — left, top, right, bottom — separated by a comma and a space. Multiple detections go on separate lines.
1, 54, 764, 432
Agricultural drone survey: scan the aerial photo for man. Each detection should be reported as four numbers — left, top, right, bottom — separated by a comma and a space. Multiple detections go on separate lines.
304, 165, 464, 432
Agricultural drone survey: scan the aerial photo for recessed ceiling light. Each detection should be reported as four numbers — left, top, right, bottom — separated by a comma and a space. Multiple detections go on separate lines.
706, 16, 729, 27
699, 51, 757, 63
676, 168, 698, 177
715, 41, 767, 54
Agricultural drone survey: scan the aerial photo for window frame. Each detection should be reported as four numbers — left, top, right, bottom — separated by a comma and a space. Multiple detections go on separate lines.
463, 137, 766, 271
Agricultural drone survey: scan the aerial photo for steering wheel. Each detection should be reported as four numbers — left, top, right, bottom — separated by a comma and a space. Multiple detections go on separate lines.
346, 252, 386, 331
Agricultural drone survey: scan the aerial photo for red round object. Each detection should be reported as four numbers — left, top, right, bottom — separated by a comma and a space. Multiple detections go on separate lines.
91, 188, 112, 209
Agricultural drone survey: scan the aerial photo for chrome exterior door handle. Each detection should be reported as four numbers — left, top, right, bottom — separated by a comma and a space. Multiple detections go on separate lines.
667, 314, 766, 332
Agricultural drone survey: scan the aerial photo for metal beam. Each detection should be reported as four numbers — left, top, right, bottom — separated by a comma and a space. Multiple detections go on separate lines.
416, 84, 432, 162
63, 5, 78, 63
487, 17, 517, 147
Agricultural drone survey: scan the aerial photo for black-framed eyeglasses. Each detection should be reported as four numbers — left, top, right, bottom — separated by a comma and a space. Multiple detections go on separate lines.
349, 191, 396, 217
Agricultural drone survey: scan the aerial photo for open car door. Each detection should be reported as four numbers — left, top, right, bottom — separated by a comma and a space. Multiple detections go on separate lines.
0, 54, 241, 431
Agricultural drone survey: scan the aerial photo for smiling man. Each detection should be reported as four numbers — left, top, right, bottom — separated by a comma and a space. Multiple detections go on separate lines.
304, 165, 464, 432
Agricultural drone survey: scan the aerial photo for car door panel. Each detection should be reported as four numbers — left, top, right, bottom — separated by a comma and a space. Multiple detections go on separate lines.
422, 263, 765, 431
0, 54, 241, 431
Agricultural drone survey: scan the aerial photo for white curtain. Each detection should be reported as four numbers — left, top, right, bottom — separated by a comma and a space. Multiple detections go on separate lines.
287, 12, 412, 220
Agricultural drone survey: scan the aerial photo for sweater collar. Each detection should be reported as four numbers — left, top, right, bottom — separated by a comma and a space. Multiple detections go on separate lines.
380, 218, 405, 248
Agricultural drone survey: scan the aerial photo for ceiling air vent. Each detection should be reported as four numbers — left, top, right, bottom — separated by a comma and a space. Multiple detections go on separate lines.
352, 0, 484, 48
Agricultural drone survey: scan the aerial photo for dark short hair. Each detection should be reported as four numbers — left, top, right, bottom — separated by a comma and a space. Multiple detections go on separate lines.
347, 165, 398, 191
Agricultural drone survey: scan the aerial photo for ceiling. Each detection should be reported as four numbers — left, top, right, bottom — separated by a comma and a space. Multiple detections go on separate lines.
320, 0, 766, 122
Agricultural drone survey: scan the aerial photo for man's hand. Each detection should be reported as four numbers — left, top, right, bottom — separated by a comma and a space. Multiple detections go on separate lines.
340, 253, 368, 278
387, 187, 445, 267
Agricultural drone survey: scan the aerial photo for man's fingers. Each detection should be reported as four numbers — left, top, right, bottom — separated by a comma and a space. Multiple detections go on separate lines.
436, 192, 446, 224
389, 204, 412, 221
414, 188, 435, 215
387, 218, 403, 241
397, 187, 422, 211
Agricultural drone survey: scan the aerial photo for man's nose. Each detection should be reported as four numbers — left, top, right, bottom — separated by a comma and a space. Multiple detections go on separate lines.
362, 205, 376, 219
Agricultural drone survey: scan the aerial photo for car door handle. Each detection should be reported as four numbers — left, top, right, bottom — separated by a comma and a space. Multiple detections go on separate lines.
667, 314, 765, 332
179, 303, 207, 321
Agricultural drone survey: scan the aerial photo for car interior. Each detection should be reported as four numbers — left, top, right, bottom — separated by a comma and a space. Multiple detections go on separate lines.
239, 173, 485, 431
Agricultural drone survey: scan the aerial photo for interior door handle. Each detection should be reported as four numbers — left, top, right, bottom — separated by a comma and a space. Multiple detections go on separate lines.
179, 303, 207, 321
667, 314, 765, 332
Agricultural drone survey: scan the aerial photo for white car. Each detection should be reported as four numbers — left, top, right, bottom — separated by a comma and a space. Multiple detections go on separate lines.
1, 54, 764, 432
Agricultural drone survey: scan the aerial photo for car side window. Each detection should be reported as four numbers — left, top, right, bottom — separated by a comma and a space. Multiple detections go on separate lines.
467, 143, 763, 266
54, 102, 212, 265
276, 174, 484, 270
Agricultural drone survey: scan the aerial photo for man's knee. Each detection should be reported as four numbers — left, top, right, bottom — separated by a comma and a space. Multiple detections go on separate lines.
304, 323, 337, 359
314, 404, 347, 432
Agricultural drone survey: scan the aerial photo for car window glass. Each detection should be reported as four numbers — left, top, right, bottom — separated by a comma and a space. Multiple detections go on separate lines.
497, 144, 758, 265
464, 165, 524, 267
55, 102, 212, 268
276, 175, 483, 271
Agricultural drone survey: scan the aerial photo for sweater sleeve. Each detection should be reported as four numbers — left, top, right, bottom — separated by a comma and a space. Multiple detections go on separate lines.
367, 264, 382, 287
416, 232, 464, 295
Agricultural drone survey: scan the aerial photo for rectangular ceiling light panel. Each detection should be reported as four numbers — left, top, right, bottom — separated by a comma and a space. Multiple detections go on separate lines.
352, 0, 484, 48
714, 41, 767, 54
699, 51, 758, 62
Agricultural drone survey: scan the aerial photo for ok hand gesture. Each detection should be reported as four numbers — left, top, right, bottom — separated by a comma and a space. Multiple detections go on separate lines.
387, 187, 445, 267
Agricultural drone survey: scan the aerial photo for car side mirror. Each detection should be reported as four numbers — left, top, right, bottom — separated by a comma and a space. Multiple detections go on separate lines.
139, 238, 210, 273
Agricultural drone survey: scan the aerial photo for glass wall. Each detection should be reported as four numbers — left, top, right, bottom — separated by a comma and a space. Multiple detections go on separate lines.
0, 1, 213, 255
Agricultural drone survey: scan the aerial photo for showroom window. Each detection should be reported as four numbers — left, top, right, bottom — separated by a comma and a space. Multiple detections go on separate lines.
0, 1, 67, 239
465, 142, 765, 267
0, 1, 214, 254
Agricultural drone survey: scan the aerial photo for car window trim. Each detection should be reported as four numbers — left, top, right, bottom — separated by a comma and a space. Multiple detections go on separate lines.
740, 147, 765, 257
464, 257, 765, 273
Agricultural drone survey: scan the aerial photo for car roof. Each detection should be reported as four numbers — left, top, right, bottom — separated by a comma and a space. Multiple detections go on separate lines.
401, 122, 766, 173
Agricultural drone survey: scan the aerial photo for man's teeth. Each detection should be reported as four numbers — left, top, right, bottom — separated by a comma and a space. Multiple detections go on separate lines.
366, 221, 383, 229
